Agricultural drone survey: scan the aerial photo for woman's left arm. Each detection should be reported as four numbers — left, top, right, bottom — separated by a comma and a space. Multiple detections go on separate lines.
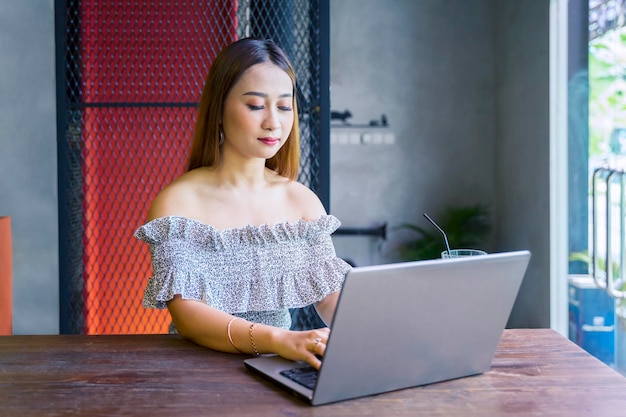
289, 181, 342, 326
314, 290, 340, 326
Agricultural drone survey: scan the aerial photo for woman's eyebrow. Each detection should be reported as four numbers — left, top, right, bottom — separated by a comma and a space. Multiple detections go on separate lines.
243, 91, 292, 98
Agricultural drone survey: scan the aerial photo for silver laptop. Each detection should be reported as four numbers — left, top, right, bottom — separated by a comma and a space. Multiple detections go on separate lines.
244, 250, 531, 405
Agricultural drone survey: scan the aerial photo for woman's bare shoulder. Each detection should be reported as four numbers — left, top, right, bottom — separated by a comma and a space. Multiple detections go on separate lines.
147, 170, 211, 221
283, 179, 327, 221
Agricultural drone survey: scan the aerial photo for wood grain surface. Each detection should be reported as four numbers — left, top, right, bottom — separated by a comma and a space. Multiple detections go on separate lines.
1, 329, 625, 416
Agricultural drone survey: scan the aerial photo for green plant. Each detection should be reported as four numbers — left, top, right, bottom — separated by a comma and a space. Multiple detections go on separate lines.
395, 204, 491, 261
589, 27, 626, 158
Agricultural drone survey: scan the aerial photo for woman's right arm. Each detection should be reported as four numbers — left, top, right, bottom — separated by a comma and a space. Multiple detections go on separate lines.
166, 296, 249, 353
167, 296, 330, 370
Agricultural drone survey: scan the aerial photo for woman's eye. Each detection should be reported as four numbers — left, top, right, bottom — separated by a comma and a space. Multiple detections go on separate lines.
246, 103, 292, 111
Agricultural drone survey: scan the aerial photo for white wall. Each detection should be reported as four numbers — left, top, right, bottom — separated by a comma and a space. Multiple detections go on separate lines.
0, 0, 59, 334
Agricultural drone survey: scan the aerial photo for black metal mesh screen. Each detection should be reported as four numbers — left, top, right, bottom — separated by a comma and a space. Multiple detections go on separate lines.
58, 0, 327, 334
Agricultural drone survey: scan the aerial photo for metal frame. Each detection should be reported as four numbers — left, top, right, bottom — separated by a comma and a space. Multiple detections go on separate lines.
55, 0, 74, 334
592, 167, 626, 299
55, 0, 331, 333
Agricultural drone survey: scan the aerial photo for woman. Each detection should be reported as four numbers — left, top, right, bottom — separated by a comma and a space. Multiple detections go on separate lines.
135, 38, 351, 370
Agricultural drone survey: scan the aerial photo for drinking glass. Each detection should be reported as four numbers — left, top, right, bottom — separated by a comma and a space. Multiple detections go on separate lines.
441, 249, 487, 259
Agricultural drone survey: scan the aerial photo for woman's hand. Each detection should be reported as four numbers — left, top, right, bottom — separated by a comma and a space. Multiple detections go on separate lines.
272, 327, 330, 370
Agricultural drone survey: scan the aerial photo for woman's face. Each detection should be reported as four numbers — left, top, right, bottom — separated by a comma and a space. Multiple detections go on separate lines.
221, 62, 295, 161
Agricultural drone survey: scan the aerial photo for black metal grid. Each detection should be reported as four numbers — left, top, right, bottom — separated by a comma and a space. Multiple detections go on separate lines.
57, 0, 329, 333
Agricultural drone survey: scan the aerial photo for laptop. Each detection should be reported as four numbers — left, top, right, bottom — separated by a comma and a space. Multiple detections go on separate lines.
244, 250, 531, 406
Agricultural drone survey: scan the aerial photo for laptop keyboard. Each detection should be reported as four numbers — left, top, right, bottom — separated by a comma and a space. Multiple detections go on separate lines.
280, 366, 319, 390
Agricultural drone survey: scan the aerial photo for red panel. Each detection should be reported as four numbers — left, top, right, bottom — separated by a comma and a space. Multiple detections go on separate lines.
0, 217, 12, 335
79, 1, 238, 334
80, 0, 238, 103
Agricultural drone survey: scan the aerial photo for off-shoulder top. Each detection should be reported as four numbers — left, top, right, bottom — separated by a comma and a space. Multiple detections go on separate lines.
134, 214, 352, 332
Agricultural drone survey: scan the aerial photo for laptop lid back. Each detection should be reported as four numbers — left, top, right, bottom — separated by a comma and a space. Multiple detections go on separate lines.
311, 250, 530, 405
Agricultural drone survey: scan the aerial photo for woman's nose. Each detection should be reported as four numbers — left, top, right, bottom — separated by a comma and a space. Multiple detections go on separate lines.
263, 109, 280, 131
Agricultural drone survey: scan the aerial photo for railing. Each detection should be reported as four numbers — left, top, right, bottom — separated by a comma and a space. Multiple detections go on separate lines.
591, 167, 626, 373
592, 168, 626, 298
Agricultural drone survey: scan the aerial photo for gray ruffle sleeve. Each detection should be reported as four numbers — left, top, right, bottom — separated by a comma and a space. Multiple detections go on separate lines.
134, 215, 352, 314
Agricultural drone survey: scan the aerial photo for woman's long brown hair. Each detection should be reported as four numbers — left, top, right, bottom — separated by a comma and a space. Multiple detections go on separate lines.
186, 38, 300, 180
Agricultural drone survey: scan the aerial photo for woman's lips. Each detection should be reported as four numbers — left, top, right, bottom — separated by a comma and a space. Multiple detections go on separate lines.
258, 137, 279, 145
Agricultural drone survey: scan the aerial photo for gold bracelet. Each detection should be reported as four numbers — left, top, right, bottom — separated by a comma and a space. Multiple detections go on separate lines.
249, 323, 259, 356
227, 317, 243, 353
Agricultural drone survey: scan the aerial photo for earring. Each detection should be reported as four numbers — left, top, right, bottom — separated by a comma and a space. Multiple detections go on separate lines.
219, 128, 224, 146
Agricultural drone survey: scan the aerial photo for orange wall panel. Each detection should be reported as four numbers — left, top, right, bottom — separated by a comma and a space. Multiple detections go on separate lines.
0, 217, 12, 335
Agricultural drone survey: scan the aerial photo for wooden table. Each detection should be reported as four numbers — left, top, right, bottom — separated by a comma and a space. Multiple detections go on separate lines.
1, 329, 626, 416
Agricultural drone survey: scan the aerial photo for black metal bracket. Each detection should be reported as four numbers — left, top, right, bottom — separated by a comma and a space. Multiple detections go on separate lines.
333, 223, 387, 240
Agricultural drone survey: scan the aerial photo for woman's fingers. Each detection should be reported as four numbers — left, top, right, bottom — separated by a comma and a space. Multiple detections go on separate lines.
309, 336, 327, 356
310, 337, 322, 352
307, 328, 329, 353
274, 328, 331, 369
303, 329, 329, 369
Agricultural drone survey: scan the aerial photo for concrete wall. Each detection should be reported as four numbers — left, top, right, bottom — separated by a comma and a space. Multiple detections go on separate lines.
0, 0, 59, 334
330, 0, 497, 267
330, 0, 551, 327
495, 0, 551, 327
0, 0, 552, 332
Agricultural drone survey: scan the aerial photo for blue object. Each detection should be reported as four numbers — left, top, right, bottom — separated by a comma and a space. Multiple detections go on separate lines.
568, 275, 615, 364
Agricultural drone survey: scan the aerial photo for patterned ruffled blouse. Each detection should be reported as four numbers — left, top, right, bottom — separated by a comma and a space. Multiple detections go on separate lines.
134, 214, 352, 333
